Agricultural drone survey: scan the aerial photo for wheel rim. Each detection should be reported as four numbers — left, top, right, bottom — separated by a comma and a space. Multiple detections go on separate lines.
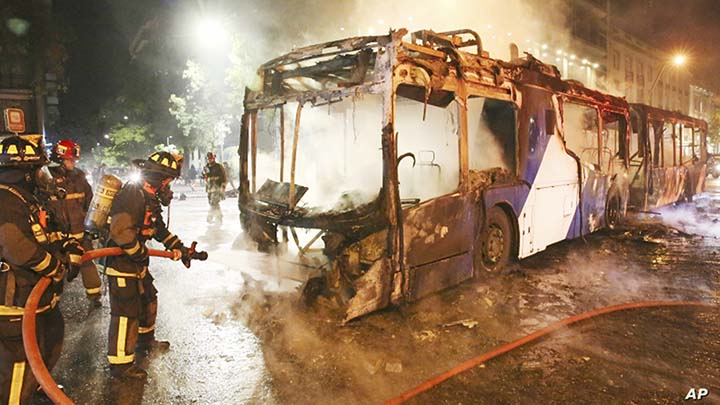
484, 224, 505, 265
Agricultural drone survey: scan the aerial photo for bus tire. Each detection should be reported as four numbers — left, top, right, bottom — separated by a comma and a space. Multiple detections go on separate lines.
605, 190, 622, 230
476, 206, 514, 274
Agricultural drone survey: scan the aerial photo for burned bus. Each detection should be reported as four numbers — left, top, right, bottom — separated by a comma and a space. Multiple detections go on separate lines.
238, 29, 630, 321
628, 104, 708, 210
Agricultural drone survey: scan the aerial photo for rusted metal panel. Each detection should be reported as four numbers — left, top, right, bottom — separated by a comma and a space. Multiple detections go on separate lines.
407, 254, 473, 301
652, 167, 686, 207
402, 193, 474, 268
344, 258, 392, 323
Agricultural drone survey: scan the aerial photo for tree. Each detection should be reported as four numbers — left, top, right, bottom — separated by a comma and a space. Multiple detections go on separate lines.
168, 60, 233, 151
99, 124, 156, 166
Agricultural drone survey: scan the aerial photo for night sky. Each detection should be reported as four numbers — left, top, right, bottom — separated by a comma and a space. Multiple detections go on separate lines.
611, 0, 720, 92
55, 0, 127, 124
54, 0, 720, 128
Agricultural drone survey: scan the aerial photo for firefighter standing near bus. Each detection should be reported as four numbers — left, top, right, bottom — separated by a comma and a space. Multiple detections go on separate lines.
0, 136, 84, 403
202, 152, 226, 224
104, 151, 197, 379
46, 139, 102, 306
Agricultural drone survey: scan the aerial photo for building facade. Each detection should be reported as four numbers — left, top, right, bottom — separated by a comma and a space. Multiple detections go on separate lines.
0, 0, 62, 136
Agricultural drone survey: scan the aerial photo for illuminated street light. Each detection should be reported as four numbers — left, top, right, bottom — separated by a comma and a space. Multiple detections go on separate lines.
650, 53, 689, 94
193, 16, 228, 49
123, 115, 128, 120
673, 54, 686, 66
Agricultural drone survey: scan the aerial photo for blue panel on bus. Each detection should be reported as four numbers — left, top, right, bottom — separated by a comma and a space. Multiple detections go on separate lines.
565, 170, 610, 238
522, 114, 552, 186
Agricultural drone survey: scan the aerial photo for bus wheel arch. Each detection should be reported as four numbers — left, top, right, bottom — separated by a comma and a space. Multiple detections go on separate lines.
475, 203, 518, 275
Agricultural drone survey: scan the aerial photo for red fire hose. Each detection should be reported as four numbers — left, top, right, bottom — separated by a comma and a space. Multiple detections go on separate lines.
22, 248, 175, 405
384, 300, 716, 404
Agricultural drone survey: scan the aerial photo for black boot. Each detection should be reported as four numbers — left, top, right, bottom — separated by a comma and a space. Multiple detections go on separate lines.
110, 364, 148, 380
137, 332, 171, 354
87, 293, 102, 308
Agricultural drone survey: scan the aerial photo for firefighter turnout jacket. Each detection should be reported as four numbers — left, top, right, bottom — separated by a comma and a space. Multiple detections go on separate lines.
203, 162, 226, 193
0, 184, 68, 404
105, 181, 185, 367
47, 165, 93, 237
47, 165, 101, 298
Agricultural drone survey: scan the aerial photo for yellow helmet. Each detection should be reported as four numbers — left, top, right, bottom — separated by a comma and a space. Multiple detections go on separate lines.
0, 135, 48, 167
135, 151, 182, 179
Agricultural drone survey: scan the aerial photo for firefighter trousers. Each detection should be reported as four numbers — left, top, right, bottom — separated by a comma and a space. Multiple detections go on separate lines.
80, 261, 102, 298
0, 308, 64, 405
107, 266, 158, 369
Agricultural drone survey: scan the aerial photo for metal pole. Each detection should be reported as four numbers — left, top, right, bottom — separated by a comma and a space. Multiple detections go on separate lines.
250, 113, 257, 193
280, 106, 285, 182
289, 103, 302, 209
649, 63, 667, 104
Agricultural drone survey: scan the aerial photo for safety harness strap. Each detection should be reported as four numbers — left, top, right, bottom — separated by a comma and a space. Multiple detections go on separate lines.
105, 267, 147, 279
0, 294, 61, 317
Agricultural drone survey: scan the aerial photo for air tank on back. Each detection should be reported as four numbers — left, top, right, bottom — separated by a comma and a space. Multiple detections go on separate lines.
84, 174, 122, 236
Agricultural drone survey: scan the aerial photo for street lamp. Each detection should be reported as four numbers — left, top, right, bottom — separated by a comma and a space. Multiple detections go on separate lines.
192, 16, 228, 50
166, 135, 173, 146
649, 53, 687, 96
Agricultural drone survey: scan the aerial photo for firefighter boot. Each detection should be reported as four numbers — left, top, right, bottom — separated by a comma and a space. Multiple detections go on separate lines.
110, 364, 148, 380
137, 333, 170, 354
88, 293, 102, 308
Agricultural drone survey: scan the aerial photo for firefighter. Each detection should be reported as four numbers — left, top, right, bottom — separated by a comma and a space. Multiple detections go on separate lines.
202, 152, 226, 224
0, 136, 84, 404
105, 151, 192, 379
47, 139, 102, 306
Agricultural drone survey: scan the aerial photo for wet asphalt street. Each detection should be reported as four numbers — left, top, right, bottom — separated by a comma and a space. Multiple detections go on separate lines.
47, 179, 720, 404
53, 193, 277, 404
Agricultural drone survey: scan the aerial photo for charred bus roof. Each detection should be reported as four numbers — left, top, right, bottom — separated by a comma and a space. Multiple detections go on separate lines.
631, 103, 708, 129
245, 28, 630, 114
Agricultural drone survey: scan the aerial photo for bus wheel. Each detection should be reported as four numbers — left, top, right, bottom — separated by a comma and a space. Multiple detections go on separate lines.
477, 206, 514, 274
605, 193, 622, 230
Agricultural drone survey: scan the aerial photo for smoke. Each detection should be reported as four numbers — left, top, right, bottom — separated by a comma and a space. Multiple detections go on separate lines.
657, 198, 720, 239
245, 0, 571, 63
253, 95, 384, 211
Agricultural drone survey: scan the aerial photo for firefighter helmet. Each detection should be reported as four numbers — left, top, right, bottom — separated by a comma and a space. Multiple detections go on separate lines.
135, 151, 182, 179
51, 139, 80, 162
0, 135, 48, 167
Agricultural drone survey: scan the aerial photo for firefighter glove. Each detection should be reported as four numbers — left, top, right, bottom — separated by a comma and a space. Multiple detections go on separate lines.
61, 238, 85, 281
50, 263, 67, 284
33, 252, 65, 284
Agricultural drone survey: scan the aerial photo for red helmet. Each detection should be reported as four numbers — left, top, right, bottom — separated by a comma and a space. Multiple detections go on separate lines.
51, 139, 80, 162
